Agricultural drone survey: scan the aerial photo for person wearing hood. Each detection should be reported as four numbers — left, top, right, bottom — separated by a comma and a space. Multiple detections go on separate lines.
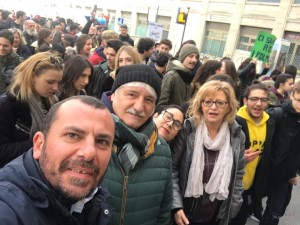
158, 44, 199, 107
230, 84, 275, 225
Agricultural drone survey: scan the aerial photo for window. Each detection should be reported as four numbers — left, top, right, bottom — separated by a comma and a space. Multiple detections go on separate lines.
237, 26, 272, 52
201, 22, 229, 58
237, 36, 256, 52
135, 13, 148, 37
295, 0, 300, 3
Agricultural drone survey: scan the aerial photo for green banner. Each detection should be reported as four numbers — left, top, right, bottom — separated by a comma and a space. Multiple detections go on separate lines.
250, 31, 277, 63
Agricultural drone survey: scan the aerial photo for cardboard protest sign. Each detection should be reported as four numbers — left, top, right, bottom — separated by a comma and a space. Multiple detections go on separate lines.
146, 22, 163, 42
250, 31, 277, 62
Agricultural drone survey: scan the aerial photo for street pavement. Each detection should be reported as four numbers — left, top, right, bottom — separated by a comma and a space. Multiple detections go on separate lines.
246, 183, 300, 225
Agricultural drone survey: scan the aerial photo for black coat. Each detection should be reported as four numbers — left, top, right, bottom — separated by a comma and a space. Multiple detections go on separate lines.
235, 115, 276, 218
0, 94, 32, 167
0, 150, 112, 225
267, 101, 300, 182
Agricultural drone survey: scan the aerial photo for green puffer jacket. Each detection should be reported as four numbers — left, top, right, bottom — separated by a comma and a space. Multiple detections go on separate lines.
102, 137, 172, 225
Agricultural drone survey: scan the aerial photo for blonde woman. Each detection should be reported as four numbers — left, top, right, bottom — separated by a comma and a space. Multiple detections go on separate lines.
99, 45, 141, 97
10, 28, 32, 59
0, 52, 63, 167
172, 80, 245, 225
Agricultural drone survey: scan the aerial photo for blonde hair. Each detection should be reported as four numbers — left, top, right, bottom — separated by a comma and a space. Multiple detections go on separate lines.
8, 52, 63, 102
10, 28, 27, 45
114, 46, 141, 71
187, 80, 238, 126
101, 30, 118, 41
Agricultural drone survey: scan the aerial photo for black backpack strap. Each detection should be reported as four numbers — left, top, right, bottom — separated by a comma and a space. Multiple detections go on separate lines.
267, 106, 284, 122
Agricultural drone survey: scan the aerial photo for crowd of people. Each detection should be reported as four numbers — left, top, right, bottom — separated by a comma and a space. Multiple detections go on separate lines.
0, 8, 300, 225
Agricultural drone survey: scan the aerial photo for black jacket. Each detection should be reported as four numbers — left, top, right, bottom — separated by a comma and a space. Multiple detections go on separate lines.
0, 149, 112, 225
86, 61, 111, 98
0, 94, 32, 167
235, 115, 276, 217
267, 101, 300, 182
119, 34, 134, 46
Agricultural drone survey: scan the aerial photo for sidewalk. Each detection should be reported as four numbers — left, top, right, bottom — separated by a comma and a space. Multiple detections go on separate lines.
246, 184, 300, 225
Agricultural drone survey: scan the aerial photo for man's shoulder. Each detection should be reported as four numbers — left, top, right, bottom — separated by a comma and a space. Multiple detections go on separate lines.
93, 61, 109, 75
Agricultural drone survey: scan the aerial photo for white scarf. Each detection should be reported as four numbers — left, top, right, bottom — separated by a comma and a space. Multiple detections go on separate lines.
184, 120, 233, 201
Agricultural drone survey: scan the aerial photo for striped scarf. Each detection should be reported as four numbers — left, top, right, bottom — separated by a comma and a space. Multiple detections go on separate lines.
112, 115, 158, 173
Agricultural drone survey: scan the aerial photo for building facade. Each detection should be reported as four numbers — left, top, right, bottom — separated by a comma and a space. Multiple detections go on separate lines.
5, 0, 299, 70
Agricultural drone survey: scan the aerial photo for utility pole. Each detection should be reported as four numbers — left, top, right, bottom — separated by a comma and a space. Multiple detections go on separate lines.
180, 7, 190, 46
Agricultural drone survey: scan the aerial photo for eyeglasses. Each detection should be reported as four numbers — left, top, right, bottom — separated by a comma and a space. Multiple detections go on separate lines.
33, 56, 64, 72
247, 97, 269, 104
202, 100, 228, 109
162, 111, 183, 131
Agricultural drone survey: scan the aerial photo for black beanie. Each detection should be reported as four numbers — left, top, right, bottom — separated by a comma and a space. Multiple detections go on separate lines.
111, 64, 161, 99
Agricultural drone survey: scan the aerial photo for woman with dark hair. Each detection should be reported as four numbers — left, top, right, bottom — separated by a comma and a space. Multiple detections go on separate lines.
153, 104, 184, 142
219, 60, 240, 100
268, 73, 294, 107
35, 28, 52, 53
192, 60, 222, 95
58, 55, 93, 100
75, 34, 93, 57
238, 57, 257, 106
52, 31, 63, 45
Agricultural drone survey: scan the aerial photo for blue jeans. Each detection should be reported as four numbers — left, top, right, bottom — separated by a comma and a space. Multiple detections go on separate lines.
259, 181, 293, 225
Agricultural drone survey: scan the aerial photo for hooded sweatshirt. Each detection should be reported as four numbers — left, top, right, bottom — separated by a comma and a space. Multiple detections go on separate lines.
237, 105, 269, 190
158, 58, 195, 106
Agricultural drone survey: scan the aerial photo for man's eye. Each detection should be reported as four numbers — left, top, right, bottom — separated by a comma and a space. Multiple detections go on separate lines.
146, 98, 155, 104
96, 139, 109, 147
126, 92, 136, 97
66, 133, 78, 139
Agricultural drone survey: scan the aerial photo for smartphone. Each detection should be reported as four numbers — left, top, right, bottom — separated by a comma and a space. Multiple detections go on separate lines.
93, 5, 97, 12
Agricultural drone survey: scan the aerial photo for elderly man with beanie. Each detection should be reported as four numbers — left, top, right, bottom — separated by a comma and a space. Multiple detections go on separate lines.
158, 43, 199, 107
101, 64, 172, 225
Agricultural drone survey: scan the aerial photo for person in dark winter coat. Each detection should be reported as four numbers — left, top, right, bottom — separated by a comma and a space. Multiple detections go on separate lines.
260, 81, 300, 225
118, 24, 134, 46
86, 39, 123, 98
0, 29, 23, 95
158, 44, 199, 107
11, 28, 32, 60
101, 64, 172, 225
230, 84, 275, 225
238, 58, 257, 106
0, 52, 63, 168
0, 96, 115, 225
23, 20, 37, 54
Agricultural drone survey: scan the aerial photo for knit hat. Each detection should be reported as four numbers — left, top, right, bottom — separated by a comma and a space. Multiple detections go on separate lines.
111, 64, 161, 99
179, 44, 199, 62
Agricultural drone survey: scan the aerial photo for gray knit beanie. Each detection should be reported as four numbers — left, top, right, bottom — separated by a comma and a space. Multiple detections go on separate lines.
178, 44, 199, 62
111, 64, 161, 99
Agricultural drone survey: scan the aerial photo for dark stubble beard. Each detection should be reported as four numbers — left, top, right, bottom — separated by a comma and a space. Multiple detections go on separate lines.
39, 145, 102, 201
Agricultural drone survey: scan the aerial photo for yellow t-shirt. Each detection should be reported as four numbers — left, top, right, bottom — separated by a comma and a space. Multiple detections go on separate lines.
237, 106, 269, 190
